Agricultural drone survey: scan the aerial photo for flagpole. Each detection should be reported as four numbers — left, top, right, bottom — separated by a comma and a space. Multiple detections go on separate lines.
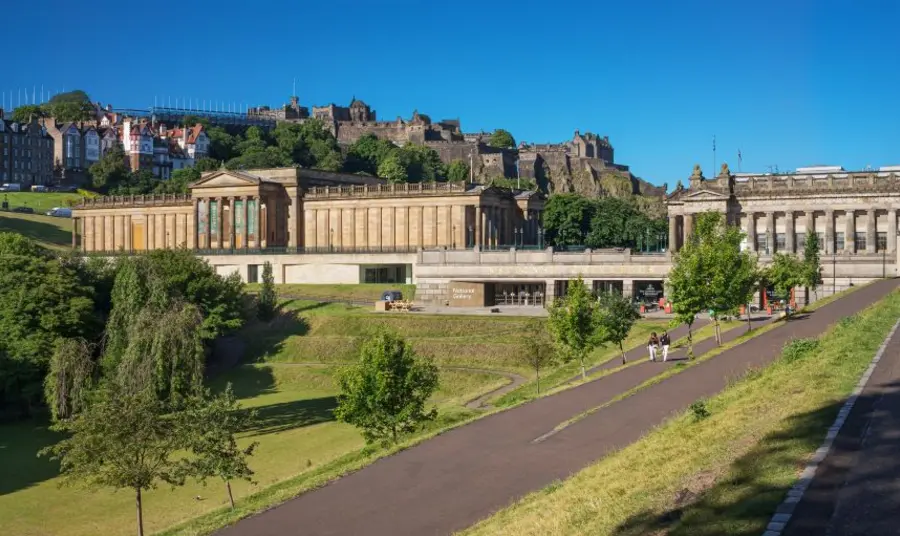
712, 135, 716, 176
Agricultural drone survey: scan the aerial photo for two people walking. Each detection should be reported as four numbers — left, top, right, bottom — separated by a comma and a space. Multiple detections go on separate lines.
648, 331, 671, 362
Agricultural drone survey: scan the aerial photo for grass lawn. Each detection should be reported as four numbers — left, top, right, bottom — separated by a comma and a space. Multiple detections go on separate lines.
2, 191, 84, 212
0, 212, 73, 250
461, 290, 900, 536
0, 361, 505, 536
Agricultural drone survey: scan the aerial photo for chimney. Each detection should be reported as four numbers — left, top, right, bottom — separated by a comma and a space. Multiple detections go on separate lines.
182, 125, 188, 147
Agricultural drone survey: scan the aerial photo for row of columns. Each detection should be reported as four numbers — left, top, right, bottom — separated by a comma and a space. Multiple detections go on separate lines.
194, 195, 265, 250
671, 209, 897, 255
473, 205, 541, 248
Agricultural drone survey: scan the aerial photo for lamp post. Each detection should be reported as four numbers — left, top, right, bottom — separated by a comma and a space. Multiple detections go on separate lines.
539, 227, 545, 249
452, 225, 456, 249
883, 247, 887, 279
330, 228, 334, 252
832, 254, 836, 296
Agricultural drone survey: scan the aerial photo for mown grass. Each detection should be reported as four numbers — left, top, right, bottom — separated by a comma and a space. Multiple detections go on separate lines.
460, 289, 900, 536
1, 191, 84, 212
0, 362, 504, 536
0, 212, 72, 250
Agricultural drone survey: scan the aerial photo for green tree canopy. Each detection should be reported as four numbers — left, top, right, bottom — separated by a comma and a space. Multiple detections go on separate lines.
45, 90, 94, 122
10, 105, 45, 123
542, 194, 595, 246
547, 277, 603, 379
596, 290, 641, 364
89, 146, 131, 193
335, 330, 440, 444
446, 159, 470, 182
489, 129, 516, 149
802, 231, 821, 300
377, 152, 408, 183
345, 133, 396, 175
765, 253, 805, 306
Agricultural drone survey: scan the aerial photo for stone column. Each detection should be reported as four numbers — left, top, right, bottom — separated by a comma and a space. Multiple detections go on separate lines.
765, 212, 775, 255
668, 216, 678, 253
845, 210, 855, 253
825, 210, 835, 254
125, 215, 133, 251
229, 198, 237, 249
746, 213, 756, 252
785, 211, 795, 253
866, 209, 876, 254
143, 215, 150, 251
190, 198, 198, 250
216, 197, 224, 248
72, 218, 77, 249
287, 194, 298, 247
242, 196, 249, 249
889, 209, 897, 254
311, 209, 318, 249
683, 213, 693, 243
475, 205, 482, 247
258, 196, 266, 248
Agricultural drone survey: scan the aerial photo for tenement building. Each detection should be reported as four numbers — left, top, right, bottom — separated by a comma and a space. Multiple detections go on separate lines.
72, 163, 900, 308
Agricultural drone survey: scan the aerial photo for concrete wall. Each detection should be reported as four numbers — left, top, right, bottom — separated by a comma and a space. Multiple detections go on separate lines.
284, 263, 361, 284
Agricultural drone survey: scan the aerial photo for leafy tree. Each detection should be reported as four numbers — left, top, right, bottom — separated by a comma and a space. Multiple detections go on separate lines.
207, 127, 238, 161
40, 386, 191, 536
225, 146, 292, 170
489, 128, 516, 149
520, 320, 556, 394
154, 168, 199, 194
802, 231, 821, 301
181, 115, 210, 129
446, 159, 470, 182
335, 330, 439, 444
765, 253, 805, 317
297, 119, 343, 171
257, 261, 277, 321
45, 90, 95, 122
697, 212, 759, 342
179, 385, 257, 510
377, 152, 408, 183
397, 144, 446, 182
194, 157, 220, 172
89, 146, 131, 193
542, 194, 594, 246
547, 277, 603, 380
666, 229, 706, 357
345, 133, 396, 175
596, 290, 641, 364
11, 104, 45, 123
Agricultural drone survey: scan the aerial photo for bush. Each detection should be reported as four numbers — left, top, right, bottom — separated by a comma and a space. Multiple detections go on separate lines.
689, 400, 711, 421
781, 338, 820, 363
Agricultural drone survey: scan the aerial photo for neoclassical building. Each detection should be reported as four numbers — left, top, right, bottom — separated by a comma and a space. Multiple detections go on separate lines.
667, 164, 899, 259
72, 167, 547, 254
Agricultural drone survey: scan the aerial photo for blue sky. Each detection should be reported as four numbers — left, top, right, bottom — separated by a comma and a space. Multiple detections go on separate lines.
4, 0, 899, 186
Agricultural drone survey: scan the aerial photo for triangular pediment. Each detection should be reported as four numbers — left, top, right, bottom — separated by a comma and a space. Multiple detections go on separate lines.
189, 170, 261, 189
684, 188, 729, 201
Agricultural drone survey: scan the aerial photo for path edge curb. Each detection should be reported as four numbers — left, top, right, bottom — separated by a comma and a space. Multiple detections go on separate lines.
762, 317, 900, 536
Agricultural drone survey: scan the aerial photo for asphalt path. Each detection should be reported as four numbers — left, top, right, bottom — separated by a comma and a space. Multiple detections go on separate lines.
218, 280, 898, 536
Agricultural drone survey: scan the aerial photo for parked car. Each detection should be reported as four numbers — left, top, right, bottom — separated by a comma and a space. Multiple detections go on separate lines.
380, 290, 404, 302
0, 183, 23, 192
31, 185, 48, 192
46, 207, 72, 218
12, 206, 34, 214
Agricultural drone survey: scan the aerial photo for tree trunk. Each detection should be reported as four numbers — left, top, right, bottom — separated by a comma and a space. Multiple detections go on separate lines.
226, 480, 235, 510
136, 488, 144, 536
535, 368, 540, 395
620, 342, 626, 364
391, 425, 397, 444
714, 318, 721, 346
580, 358, 586, 380
687, 322, 694, 358
746, 302, 752, 333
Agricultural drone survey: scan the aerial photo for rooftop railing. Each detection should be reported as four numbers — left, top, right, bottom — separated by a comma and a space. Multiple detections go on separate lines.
304, 182, 469, 198
75, 194, 192, 209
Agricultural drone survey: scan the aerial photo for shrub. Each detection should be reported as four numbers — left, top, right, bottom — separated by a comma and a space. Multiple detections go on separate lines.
689, 400, 711, 421
781, 338, 820, 363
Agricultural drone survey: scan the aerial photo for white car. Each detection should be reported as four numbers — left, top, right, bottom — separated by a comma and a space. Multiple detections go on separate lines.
46, 207, 72, 218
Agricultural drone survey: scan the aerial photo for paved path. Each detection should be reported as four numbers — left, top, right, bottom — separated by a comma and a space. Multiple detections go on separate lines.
218, 279, 898, 536
783, 310, 900, 536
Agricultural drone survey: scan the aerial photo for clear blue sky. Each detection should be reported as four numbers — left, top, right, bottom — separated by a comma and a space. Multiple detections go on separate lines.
4, 0, 898, 186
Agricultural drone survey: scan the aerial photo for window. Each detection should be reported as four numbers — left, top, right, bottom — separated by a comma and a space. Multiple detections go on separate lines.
756, 234, 768, 254
835, 232, 845, 251
817, 232, 825, 251
855, 232, 866, 252
796, 233, 806, 251
247, 265, 260, 284
776, 233, 786, 252
878, 232, 888, 252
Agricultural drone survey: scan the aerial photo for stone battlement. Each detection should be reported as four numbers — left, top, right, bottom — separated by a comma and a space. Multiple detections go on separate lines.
732, 171, 900, 193
304, 182, 471, 199
76, 194, 192, 209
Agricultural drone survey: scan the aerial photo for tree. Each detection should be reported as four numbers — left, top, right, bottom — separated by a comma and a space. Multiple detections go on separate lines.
345, 133, 396, 175
547, 277, 603, 380
11, 105, 45, 123
179, 385, 257, 510
802, 231, 821, 302
596, 290, 641, 364
40, 386, 191, 536
335, 330, 439, 444
194, 157, 220, 172
489, 129, 516, 149
765, 253, 805, 318
207, 127, 238, 161
666, 230, 706, 357
542, 194, 595, 246
397, 144, 446, 182
44, 90, 95, 122
446, 159, 470, 182
697, 212, 759, 342
89, 146, 131, 193
257, 261, 277, 321
154, 168, 199, 195
520, 320, 556, 394
377, 152, 408, 183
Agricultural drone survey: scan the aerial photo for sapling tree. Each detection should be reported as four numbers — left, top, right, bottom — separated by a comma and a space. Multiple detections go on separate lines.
335, 330, 440, 444
802, 231, 821, 302
766, 253, 805, 319
257, 261, 277, 321
520, 319, 556, 394
547, 277, 603, 379
666, 237, 707, 357
596, 290, 641, 364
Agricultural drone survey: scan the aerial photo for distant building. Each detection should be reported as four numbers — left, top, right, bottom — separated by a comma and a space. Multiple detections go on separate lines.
0, 113, 54, 185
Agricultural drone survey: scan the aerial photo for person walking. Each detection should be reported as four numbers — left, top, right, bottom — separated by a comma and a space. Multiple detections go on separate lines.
648, 332, 659, 361
660, 331, 671, 362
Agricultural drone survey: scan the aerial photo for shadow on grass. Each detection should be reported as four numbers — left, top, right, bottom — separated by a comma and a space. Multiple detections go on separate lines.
0, 420, 62, 496
0, 213, 71, 248
610, 380, 900, 536
241, 396, 338, 437
238, 309, 311, 364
